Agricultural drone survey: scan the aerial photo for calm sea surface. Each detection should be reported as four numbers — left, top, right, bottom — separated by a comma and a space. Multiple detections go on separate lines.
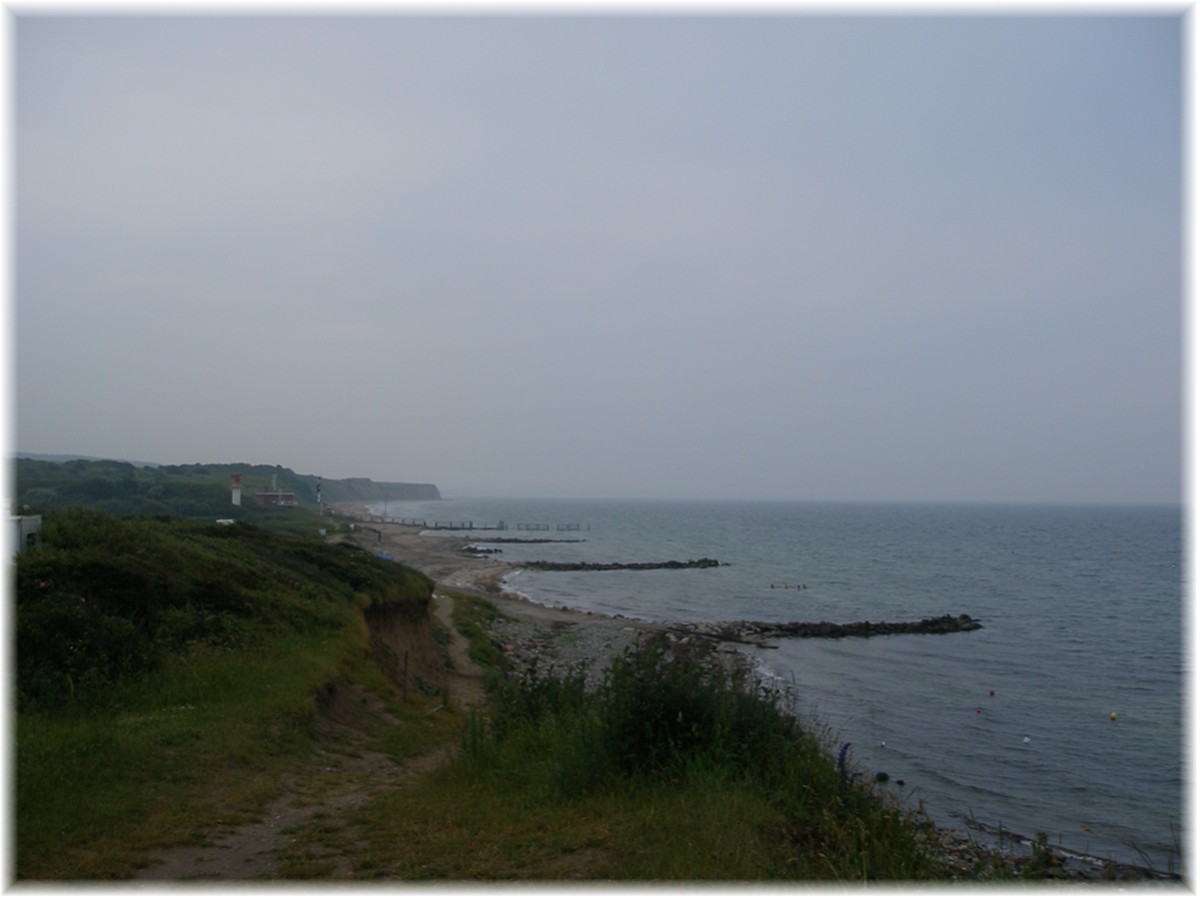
375, 497, 1184, 870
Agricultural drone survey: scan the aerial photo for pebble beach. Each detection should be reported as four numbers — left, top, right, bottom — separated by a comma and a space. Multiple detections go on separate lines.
336, 509, 738, 690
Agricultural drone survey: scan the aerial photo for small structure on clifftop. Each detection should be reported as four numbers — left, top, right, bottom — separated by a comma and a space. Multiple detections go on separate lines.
255, 490, 296, 508
254, 471, 296, 508
11, 514, 41, 556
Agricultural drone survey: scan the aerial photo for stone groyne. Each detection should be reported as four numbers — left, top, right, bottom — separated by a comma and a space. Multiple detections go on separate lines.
522, 558, 724, 572
675, 613, 982, 647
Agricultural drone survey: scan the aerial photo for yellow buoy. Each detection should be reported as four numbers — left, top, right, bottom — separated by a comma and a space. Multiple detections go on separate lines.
1110, 712, 1118, 721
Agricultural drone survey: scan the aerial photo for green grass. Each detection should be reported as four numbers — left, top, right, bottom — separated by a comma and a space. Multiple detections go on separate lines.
17, 520, 1086, 883
448, 590, 515, 675
16, 617, 462, 880
15, 509, 430, 710
346, 617, 950, 882
18, 633, 334, 878
13, 510, 440, 880
348, 765, 798, 879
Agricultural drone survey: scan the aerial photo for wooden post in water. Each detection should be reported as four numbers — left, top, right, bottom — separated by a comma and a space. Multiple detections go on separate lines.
403, 650, 410, 703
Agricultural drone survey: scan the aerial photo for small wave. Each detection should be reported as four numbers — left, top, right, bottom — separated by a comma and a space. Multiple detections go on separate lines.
498, 573, 542, 607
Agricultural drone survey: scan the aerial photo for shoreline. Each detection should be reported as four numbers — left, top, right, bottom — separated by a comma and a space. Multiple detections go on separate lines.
331, 505, 701, 692
329, 504, 1178, 883
331, 503, 671, 633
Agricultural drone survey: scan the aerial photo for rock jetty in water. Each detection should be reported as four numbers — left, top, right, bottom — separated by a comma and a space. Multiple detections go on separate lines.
676, 613, 982, 647
523, 558, 724, 572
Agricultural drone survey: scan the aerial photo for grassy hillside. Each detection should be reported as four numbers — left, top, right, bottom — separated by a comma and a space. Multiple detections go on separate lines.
14, 509, 442, 878
15, 509, 430, 708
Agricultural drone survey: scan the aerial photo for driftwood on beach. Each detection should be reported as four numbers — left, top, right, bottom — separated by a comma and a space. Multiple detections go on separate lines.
523, 558, 724, 572
675, 613, 982, 647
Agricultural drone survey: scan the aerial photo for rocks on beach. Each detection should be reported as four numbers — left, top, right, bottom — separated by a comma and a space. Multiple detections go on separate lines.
486, 616, 647, 690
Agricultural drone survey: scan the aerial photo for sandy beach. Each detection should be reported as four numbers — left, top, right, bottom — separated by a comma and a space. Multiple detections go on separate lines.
334, 504, 629, 624
331, 505, 702, 690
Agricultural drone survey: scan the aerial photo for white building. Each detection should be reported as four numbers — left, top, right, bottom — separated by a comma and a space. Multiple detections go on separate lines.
12, 515, 41, 556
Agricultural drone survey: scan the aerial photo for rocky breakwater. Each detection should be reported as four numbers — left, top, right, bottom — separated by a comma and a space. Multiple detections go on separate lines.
522, 558, 724, 572
674, 613, 982, 648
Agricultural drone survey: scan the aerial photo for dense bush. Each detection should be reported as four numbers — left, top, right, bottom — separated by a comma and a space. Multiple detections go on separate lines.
597, 638, 803, 777
14, 508, 432, 710
460, 633, 946, 879
17, 587, 158, 703
475, 635, 810, 792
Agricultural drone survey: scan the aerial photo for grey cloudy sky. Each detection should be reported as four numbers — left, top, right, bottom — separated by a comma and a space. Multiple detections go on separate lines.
13, 11, 1182, 503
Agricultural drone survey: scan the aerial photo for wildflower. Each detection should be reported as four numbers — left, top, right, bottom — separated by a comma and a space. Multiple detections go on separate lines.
837, 741, 852, 784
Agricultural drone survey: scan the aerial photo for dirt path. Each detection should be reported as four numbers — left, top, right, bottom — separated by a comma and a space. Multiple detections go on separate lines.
429, 589, 487, 709
135, 577, 486, 881
134, 681, 439, 881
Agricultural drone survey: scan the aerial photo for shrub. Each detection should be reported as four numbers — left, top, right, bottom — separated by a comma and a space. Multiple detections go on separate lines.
462, 634, 805, 796
592, 636, 800, 779
455, 632, 948, 879
16, 588, 157, 704
14, 508, 432, 710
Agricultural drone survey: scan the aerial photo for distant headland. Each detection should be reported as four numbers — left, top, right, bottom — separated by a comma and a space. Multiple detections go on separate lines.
12, 454, 441, 515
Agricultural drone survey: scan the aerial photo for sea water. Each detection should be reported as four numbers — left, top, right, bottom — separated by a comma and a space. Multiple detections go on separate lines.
374, 497, 1184, 871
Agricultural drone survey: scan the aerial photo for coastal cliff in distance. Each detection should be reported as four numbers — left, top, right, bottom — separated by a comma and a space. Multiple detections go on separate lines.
13, 455, 441, 516
201, 464, 441, 504
319, 476, 441, 503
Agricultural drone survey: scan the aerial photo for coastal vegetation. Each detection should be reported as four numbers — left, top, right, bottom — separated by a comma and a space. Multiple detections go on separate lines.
13, 503, 1149, 882
353, 623, 950, 880
13, 456, 438, 529
14, 508, 443, 878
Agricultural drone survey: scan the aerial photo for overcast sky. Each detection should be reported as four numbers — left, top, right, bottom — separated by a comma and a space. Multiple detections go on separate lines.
12, 11, 1183, 503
